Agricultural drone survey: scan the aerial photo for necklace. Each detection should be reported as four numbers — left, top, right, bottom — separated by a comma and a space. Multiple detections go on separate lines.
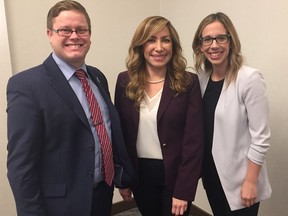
146, 78, 165, 84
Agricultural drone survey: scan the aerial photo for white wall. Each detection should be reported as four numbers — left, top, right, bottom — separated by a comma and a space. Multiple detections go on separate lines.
2, 0, 288, 216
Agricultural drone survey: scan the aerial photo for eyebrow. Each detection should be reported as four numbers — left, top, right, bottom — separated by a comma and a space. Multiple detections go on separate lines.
55, 25, 88, 29
150, 35, 171, 38
202, 33, 227, 38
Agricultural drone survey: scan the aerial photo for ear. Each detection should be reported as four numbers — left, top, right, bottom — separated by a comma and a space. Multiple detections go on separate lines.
47, 29, 54, 44
46, 29, 52, 37
47, 29, 52, 37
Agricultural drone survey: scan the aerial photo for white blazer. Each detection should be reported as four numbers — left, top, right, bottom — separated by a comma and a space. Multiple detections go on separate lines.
198, 65, 272, 211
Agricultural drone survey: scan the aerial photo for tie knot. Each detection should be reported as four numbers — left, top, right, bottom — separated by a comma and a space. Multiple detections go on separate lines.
74, 69, 87, 80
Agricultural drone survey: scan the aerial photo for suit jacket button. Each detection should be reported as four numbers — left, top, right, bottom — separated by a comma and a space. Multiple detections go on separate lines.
162, 143, 166, 147
88, 171, 93, 178
89, 144, 95, 151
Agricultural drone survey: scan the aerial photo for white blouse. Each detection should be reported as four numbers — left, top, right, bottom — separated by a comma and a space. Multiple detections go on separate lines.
136, 89, 163, 159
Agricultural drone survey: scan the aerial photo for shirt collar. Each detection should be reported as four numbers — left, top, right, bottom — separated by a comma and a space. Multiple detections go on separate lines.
52, 52, 87, 81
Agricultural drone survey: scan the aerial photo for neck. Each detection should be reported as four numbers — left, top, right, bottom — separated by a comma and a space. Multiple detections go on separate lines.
146, 65, 167, 77
146, 78, 165, 84
146, 68, 166, 83
211, 72, 225, 81
211, 65, 228, 81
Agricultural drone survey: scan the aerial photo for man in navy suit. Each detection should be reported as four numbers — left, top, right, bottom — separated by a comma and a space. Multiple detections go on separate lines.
6, 1, 134, 216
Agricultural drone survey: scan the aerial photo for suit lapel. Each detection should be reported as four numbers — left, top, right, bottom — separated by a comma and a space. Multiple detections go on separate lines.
132, 104, 139, 128
43, 55, 91, 130
157, 79, 174, 121
87, 67, 113, 111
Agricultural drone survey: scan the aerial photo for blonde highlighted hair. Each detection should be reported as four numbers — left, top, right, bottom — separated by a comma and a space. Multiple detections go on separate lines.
126, 16, 190, 107
192, 12, 243, 86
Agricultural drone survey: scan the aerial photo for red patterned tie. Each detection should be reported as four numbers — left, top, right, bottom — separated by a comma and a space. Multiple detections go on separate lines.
75, 69, 114, 186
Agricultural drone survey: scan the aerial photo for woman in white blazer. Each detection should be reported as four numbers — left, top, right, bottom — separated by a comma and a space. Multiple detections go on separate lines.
192, 12, 271, 216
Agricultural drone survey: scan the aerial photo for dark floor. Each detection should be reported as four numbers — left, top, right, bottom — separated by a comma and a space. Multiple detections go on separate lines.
113, 207, 194, 216
113, 207, 140, 216
111, 200, 209, 216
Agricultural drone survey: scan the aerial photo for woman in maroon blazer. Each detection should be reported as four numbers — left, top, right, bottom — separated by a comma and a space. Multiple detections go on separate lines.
114, 16, 204, 216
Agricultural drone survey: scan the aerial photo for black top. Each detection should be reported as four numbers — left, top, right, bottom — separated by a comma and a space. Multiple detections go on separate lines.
202, 77, 224, 187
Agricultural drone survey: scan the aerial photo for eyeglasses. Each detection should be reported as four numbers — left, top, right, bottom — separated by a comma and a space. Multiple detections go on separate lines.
51, 28, 91, 37
200, 34, 230, 46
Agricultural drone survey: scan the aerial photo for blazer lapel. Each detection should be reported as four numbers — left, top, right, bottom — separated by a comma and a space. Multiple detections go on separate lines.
87, 68, 112, 109
43, 55, 91, 130
157, 79, 174, 121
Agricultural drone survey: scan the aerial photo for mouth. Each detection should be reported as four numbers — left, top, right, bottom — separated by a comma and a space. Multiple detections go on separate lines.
209, 51, 222, 59
152, 54, 166, 60
66, 44, 83, 48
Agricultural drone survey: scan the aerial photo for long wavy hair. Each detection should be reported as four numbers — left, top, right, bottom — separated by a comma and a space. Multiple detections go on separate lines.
126, 16, 190, 107
192, 12, 243, 86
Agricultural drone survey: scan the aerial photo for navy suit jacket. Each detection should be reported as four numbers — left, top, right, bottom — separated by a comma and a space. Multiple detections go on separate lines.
114, 71, 204, 201
7, 54, 134, 216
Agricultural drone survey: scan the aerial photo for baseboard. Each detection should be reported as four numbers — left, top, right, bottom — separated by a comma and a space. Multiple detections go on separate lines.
111, 199, 137, 215
112, 199, 212, 216
190, 203, 212, 216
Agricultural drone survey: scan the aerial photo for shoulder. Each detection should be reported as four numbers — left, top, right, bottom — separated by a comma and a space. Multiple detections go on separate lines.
10, 54, 57, 83
236, 65, 267, 97
116, 71, 129, 85
117, 71, 129, 79
8, 64, 45, 88
11, 64, 43, 78
237, 65, 263, 80
237, 65, 265, 87
194, 70, 210, 91
186, 71, 198, 80
87, 65, 105, 78
185, 71, 201, 89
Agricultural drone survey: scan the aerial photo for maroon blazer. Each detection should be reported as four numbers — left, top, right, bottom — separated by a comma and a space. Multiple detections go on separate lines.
114, 71, 204, 201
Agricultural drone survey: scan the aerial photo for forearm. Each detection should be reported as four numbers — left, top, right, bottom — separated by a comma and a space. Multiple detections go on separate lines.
245, 159, 261, 183
241, 159, 261, 207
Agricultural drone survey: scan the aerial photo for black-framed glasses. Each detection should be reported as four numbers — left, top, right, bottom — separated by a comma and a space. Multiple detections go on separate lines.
52, 28, 91, 37
200, 34, 231, 46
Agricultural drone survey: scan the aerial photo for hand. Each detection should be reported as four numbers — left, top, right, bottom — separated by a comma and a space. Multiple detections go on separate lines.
118, 188, 133, 202
171, 197, 188, 216
241, 179, 257, 207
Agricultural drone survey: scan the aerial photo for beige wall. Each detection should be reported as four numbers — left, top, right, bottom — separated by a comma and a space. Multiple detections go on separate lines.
2, 0, 288, 215
0, 0, 14, 215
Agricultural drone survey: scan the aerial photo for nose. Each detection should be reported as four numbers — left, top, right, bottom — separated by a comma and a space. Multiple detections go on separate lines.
155, 40, 163, 51
70, 31, 80, 39
211, 38, 219, 47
